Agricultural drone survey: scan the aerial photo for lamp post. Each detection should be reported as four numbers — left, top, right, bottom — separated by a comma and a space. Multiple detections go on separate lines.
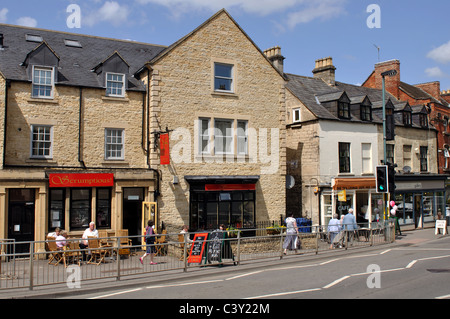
381, 69, 397, 221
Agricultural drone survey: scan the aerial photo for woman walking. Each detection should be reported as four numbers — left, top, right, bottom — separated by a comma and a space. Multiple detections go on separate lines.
283, 213, 299, 255
140, 220, 157, 265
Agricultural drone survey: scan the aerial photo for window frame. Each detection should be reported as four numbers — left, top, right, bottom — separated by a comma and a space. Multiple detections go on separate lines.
214, 63, 234, 93
420, 146, 428, 172
32, 65, 55, 99
292, 108, 301, 123
214, 119, 234, 155
360, 105, 372, 121
403, 111, 412, 126
237, 120, 248, 156
338, 101, 350, 119
105, 72, 125, 97
338, 142, 351, 173
105, 128, 125, 160
30, 124, 53, 159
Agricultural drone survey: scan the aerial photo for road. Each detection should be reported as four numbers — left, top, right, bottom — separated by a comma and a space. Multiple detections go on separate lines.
62, 233, 450, 301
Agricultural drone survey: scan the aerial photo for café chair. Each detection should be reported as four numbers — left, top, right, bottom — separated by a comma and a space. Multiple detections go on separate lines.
63, 241, 81, 268
154, 230, 167, 256
87, 237, 107, 265
47, 237, 63, 266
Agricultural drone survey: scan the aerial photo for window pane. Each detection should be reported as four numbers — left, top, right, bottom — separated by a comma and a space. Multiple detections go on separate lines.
215, 64, 232, 78
214, 120, 233, 154
105, 129, 124, 159
106, 73, 125, 96
237, 120, 248, 155
31, 126, 52, 158
70, 188, 91, 230
214, 63, 233, 91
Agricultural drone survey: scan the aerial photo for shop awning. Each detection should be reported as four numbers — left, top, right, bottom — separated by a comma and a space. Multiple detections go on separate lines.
332, 177, 376, 190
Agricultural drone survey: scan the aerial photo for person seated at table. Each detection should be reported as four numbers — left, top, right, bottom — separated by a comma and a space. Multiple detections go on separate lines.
180, 225, 193, 243
47, 227, 61, 238
55, 230, 68, 250
79, 222, 99, 260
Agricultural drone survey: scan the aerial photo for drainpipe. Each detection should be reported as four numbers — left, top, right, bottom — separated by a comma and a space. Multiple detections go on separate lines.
2, 79, 10, 168
78, 87, 86, 169
146, 66, 160, 199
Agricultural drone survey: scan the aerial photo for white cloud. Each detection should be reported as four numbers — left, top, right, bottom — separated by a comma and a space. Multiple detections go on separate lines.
136, 0, 346, 22
427, 40, 450, 64
287, 0, 346, 28
16, 17, 37, 28
425, 67, 447, 78
84, 1, 130, 27
0, 8, 8, 23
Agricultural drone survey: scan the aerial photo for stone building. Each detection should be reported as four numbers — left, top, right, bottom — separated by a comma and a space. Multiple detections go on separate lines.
0, 9, 286, 253
285, 56, 443, 230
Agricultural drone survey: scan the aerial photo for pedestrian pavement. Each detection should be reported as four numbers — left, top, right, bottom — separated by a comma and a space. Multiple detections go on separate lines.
1, 227, 445, 299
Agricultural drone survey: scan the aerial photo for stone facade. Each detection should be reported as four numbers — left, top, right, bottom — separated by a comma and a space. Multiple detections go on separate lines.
142, 11, 287, 231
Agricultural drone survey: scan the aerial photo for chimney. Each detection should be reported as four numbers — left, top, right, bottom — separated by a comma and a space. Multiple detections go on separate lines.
312, 57, 336, 86
373, 59, 401, 99
441, 90, 450, 104
263, 46, 285, 73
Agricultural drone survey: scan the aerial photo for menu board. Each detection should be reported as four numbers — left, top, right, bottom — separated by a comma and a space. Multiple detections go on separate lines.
207, 231, 225, 263
187, 233, 208, 264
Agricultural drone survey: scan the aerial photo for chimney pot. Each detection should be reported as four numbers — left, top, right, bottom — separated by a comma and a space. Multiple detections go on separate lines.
312, 56, 336, 86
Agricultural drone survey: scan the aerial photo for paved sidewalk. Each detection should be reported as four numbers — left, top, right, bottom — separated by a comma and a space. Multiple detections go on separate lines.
1, 227, 445, 299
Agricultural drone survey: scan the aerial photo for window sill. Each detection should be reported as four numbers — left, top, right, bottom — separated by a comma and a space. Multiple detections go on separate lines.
26, 158, 57, 164
102, 160, 129, 165
195, 154, 252, 162
28, 98, 58, 104
102, 96, 129, 102
211, 91, 238, 99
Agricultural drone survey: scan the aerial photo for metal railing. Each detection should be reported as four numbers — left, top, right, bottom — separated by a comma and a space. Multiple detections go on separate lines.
0, 221, 395, 291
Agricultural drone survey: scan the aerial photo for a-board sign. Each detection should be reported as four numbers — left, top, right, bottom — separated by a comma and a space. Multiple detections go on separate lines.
207, 231, 225, 263
188, 233, 208, 263
435, 220, 448, 235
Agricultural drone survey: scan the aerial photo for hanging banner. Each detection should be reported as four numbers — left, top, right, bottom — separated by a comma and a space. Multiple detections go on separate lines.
338, 189, 346, 202
160, 133, 170, 165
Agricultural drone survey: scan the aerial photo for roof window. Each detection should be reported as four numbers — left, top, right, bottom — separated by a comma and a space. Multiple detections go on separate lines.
64, 39, 82, 48
25, 34, 43, 43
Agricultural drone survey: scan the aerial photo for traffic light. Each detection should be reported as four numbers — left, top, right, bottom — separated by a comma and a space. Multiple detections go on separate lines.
376, 165, 388, 193
388, 163, 396, 195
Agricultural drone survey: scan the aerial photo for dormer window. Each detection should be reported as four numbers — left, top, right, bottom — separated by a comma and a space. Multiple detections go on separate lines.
360, 105, 372, 121
338, 101, 350, 119
106, 72, 125, 97
419, 114, 428, 128
32, 66, 54, 98
403, 112, 412, 126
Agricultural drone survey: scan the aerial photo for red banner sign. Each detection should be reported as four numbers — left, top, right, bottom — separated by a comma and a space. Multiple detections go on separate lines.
49, 173, 114, 188
160, 133, 170, 165
205, 184, 256, 191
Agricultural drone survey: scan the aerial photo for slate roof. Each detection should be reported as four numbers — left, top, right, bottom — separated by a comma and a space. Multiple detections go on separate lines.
286, 73, 434, 130
0, 24, 167, 91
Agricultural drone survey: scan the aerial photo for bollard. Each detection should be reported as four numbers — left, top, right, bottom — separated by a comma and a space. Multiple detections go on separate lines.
29, 242, 34, 290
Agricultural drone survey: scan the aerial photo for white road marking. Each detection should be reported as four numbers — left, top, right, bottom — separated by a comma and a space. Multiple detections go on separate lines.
322, 276, 350, 289
246, 288, 322, 299
89, 288, 142, 299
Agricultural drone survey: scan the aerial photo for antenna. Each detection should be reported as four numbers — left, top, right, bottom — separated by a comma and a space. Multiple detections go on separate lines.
373, 44, 380, 62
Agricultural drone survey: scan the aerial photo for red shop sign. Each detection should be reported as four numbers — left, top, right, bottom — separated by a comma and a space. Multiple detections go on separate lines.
49, 173, 114, 188
205, 184, 256, 191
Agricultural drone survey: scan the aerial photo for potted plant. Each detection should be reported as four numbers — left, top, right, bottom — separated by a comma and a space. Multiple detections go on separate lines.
266, 224, 285, 235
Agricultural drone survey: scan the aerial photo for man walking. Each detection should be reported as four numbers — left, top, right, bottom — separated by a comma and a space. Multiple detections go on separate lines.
343, 209, 358, 246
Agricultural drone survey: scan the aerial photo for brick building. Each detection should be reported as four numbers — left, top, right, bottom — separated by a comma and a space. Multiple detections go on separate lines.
363, 60, 450, 174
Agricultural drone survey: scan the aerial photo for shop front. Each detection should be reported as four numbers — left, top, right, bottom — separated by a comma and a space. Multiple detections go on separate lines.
393, 175, 447, 230
321, 177, 384, 227
185, 176, 259, 231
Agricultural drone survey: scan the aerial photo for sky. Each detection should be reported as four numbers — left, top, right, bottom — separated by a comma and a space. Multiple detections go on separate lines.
1, 0, 450, 91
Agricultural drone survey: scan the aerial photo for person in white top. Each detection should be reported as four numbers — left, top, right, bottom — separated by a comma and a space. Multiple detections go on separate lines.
79, 222, 99, 261
283, 213, 299, 255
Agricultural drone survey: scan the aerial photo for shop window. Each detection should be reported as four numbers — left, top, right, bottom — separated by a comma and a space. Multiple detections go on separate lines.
70, 188, 91, 230
49, 189, 65, 231
423, 192, 434, 223
96, 188, 111, 229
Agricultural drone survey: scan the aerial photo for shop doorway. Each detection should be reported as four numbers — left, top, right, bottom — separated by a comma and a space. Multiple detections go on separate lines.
8, 189, 36, 254
123, 188, 144, 246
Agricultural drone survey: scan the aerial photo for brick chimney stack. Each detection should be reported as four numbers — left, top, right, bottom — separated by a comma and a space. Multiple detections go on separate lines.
263, 46, 285, 74
312, 57, 336, 86
442, 90, 450, 104
373, 59, 401, 99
